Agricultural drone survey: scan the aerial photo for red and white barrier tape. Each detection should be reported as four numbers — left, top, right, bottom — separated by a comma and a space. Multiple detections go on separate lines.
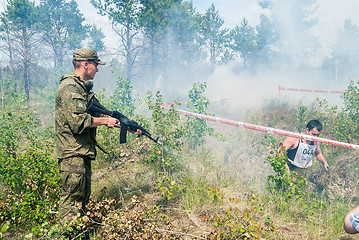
279, 85, 344, 94
159, 102, 187, 106
159, 103, 359, 150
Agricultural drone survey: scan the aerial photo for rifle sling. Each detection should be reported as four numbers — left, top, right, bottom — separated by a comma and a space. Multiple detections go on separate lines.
86, 129, 109, 154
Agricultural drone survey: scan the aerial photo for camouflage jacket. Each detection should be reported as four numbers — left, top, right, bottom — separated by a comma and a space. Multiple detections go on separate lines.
55, 72, 98, 160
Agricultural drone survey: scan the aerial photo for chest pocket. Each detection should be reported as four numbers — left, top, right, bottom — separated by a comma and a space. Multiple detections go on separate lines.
71, 93, 88, 114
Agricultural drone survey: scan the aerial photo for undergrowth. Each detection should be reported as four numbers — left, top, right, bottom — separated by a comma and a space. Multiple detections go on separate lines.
1, 79, 359, 239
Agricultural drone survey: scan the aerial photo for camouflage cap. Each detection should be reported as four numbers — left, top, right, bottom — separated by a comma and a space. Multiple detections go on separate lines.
73, 48, 106, 65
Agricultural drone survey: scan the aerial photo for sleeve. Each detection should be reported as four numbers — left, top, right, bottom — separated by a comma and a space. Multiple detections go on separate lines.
59, 85, 93, 134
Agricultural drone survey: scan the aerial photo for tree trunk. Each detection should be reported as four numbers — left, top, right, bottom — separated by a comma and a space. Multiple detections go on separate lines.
0, 68, 4, 110
22, 28, 30, 101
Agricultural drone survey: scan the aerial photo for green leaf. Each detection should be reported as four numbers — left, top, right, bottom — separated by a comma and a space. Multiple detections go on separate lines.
24, 233, 33, 239
1, 225, 8, 232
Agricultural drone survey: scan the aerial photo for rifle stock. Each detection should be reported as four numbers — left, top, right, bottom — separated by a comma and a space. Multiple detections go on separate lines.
88, 98, 159, 144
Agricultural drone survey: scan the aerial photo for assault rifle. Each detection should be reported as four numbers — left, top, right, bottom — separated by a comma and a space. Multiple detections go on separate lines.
88, 98, 159, 145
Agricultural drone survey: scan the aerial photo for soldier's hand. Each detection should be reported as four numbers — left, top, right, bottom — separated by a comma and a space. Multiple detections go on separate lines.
106, 117, 119, 128
129, 128, 142, 136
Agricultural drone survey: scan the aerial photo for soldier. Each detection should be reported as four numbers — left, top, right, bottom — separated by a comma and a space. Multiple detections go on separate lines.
55, 48, 140, 220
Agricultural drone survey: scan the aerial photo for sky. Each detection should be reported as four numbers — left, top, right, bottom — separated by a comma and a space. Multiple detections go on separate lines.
80, 0, 264, 46
75, 0, 359, 50
1, 0, 358, 50
1, 0, 359, 113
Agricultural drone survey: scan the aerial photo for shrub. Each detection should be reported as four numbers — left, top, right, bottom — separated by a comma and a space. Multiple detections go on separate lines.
205, 190, 276, 239
0, 107, 60, 236
185, 82, 215, 148
145, 91, 185, 172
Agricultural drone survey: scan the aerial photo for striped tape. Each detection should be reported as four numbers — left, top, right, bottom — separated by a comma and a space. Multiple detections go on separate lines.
279, 85, 344, 94
159, 103, 359, 149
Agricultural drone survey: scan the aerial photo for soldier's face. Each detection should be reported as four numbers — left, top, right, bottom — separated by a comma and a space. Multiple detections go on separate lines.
84, 61, 99, 80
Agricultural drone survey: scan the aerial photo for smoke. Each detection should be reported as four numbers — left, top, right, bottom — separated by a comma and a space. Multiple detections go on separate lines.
71, 0, 359, 117
204, 63, 346, 120
312, 0, 359, 46
194, 0, 357, 118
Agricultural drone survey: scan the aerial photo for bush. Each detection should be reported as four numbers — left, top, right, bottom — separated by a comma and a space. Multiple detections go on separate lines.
0, 107, 60, 236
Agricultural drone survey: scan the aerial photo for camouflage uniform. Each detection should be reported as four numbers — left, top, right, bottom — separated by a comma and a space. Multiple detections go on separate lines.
55, 49, 106, 219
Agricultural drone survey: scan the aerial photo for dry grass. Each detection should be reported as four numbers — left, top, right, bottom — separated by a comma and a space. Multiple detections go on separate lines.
85, 99, 359, 239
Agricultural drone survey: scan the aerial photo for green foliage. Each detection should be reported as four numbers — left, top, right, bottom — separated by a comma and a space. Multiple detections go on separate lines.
206, 191, 276, 239
266, 146, 307, 204
296, 105, 307, 131
0, 0, 39, 100
25, 213, 96, 240
138, 0, 173, 41
91, 0, 141, 81
0, 107, 39, 156
185, 82, 215, 148
200, 3, 229, 64
2, 0, 38, 30
167, 1, 202, 62
182, 176, 209, 211
38, 0, 88, 67
0, 148, 59, 232
255, 14, 276, 65
0, 74, 28, 110
109, 74, 136, 117
260, 133, 278, 147
315, 98, 349, 144
156, 173, 183, 202
230, 18, 258, 65
340, 80, 359, 141
315, 80, 359, 144
49, 65, 73, 86
138, 0, 204, 71
91, 0, 140, 29
207, 187, 224, 202
95, 76, 137, 162
88, 24, 105, 51
0, 107, 60, 235
145, 91, 185, 172
266, 146, 325, 218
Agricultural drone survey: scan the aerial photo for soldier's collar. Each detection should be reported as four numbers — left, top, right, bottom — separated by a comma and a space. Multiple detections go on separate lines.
84, 80, 94, 91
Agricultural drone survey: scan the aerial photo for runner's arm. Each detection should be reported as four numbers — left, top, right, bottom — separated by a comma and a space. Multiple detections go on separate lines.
315, 145, 329, 171
280, 137, 296, 173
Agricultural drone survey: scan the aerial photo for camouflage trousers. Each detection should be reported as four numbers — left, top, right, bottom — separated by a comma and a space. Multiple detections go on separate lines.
58, 156, 92, 219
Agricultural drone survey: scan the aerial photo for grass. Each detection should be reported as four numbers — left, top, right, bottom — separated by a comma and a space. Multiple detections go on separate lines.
3, 94, 359, 239
87, 98, 359, 239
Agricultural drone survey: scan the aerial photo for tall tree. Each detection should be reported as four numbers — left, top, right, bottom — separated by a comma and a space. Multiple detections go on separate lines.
230, 18, 257, 66
88, 25, 105, 52
324, 19, 359, 84
200, 3, 229, 65
0, 0, 40, 100
138, 0, 179, 68
91, 0, 142, 81
38, 0, 87, 68
0, 17, 16, 79
258, 0, 320, 67
255, 13, 277, 65
166, 1, 202, 65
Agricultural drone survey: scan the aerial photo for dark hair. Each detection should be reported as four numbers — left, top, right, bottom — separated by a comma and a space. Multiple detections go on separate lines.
306, 119, 322, 131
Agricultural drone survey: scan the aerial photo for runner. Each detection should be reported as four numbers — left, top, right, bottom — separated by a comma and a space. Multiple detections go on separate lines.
281, 119, 329, 177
